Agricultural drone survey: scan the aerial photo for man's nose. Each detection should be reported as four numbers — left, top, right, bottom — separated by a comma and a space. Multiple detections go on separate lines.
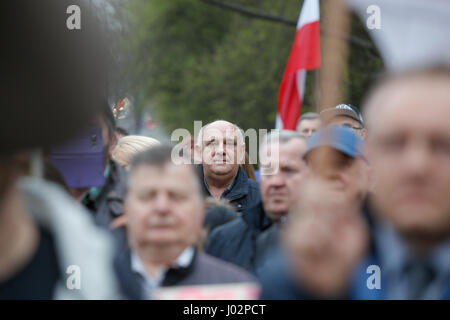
154, 193, 171, 214
402, 141, 432, 176
216, 141, 226, 154
267, 171, 286, 187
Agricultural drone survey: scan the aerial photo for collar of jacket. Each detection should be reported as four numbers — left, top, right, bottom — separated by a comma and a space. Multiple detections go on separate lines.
83, 160, 127, 215
241, 202, 272, 232
199, 165, 250, 201
116, 233, 199, 296
161, 247, 198, 287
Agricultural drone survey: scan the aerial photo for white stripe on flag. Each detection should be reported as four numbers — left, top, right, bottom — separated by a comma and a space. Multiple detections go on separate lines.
275, 114, 283, 130
296, 69, 307, 102
297, 0, 320, 29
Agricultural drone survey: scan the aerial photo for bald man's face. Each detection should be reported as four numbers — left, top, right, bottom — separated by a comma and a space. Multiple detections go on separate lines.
198, 121, 245, 178
367, 75, 450, 240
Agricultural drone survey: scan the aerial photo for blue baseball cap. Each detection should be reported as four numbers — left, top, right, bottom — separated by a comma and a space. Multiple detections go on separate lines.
303, 125, 364, 159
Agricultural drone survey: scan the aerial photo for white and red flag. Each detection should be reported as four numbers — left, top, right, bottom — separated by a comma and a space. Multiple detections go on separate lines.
276, 0, 321, 130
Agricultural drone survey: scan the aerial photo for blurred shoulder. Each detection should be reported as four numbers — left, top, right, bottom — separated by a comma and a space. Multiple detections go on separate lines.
196, 252, 257, 284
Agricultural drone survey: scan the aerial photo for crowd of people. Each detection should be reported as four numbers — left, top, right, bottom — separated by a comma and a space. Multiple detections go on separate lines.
1, 1, 450, 300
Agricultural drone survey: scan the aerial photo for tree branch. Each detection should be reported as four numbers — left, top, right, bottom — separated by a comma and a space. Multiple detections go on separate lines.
201, 0, 297, 27
201, 0, 374, 50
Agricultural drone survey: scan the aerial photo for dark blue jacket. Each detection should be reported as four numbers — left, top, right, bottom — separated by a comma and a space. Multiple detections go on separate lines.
259, 248, 450, 300
258, 249, 380, 300
258, 215, 450, 301
257, 250, 307, 300
205, 202, 274, 273
83, 160, 128, 228
198, 165, 261, 214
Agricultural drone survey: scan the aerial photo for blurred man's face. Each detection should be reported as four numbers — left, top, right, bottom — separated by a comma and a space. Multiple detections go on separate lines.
259, 138, 307, 222
367, 75, 450, 240
326, 116, 367, 140
125, 163, 204, 252
298, 118, 322, 137
306, 147, 369, 204
199, 121, 245, 179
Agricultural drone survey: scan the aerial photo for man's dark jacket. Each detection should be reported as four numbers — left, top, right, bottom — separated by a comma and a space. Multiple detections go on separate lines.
113, 227, 256, 298
258, 201, 450, 300
205, 202, 275, 273
197, 165, 261, 214
83, 160, 127, 228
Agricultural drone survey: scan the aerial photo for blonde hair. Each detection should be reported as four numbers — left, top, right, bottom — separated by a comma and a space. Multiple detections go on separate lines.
112, 135, 161, 168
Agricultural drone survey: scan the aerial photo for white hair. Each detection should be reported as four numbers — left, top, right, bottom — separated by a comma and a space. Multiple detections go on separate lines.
112, 135, 161, 167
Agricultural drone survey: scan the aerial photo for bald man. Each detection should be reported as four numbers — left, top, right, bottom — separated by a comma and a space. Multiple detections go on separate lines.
195, 120, 261, 214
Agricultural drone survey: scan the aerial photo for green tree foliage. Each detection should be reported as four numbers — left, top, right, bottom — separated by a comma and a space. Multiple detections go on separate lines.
125, 0, 383, 135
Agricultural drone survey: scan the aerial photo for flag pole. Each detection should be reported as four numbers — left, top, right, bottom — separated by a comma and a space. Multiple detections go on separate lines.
315, 69, 320, 112
319, 0, 350, 112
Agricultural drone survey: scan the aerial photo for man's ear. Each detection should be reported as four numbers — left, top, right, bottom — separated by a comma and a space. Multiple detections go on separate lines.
194, 144, 202, 164
363, 143, 375, 193
109, 214, 127, 230
360, 128, 368, 140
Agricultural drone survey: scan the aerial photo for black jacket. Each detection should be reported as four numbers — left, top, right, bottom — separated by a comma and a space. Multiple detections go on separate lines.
198, 165, 261, 214
83, 160, 127, 228
205, 202, 274, 273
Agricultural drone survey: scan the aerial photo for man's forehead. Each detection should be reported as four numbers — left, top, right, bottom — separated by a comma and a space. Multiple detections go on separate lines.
131, 163, 194, 184
366, 73, 450, 132
203, 123, 239, 139
261, 139, 306, 161
300, 118, 321, 127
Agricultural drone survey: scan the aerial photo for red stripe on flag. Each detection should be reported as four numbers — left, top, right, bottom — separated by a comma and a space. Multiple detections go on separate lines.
279, 73, 301, 130
278, 21, 321, 130
287, 21, 321, 71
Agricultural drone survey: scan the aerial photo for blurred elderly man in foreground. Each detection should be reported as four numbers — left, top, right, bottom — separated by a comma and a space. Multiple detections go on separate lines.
361, 67, 450, 299
261, 67, 450, 300
118, 145, 255, 299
